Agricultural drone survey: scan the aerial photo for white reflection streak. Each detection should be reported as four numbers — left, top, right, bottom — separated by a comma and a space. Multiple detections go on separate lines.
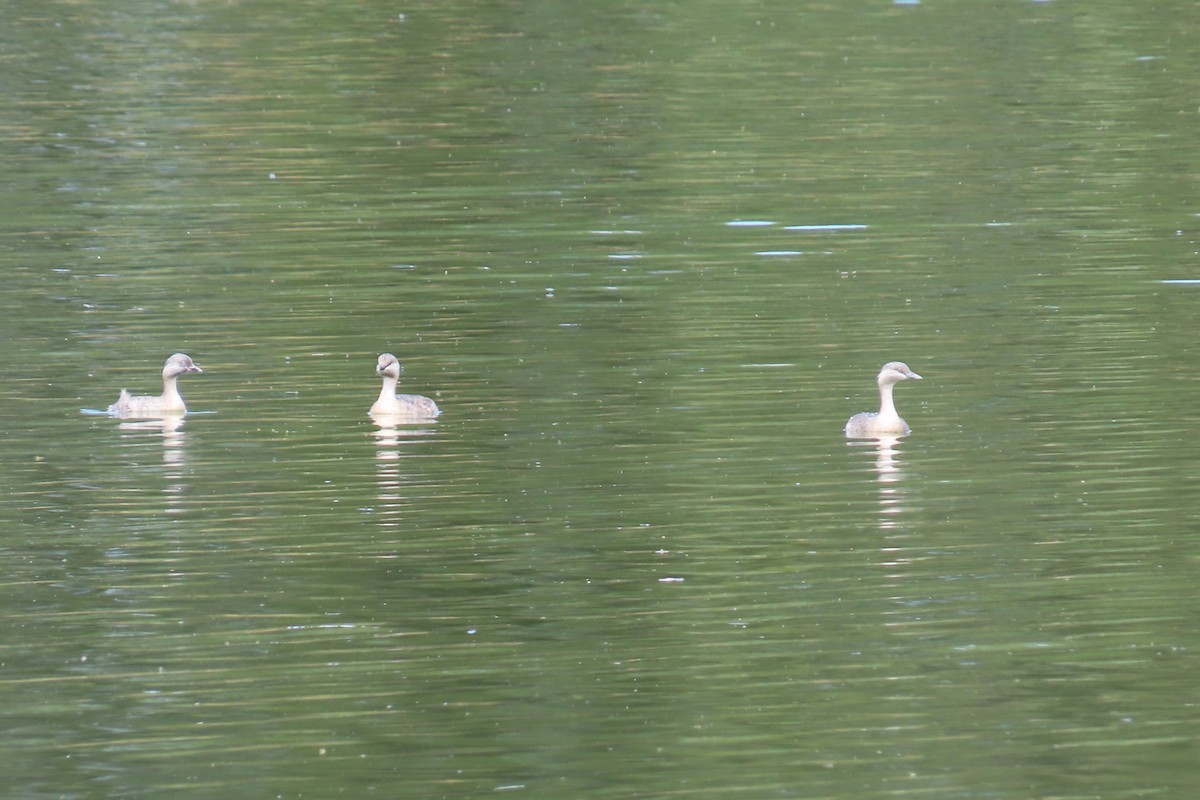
871, 434, 906, 533
850, 434, 908, 532
372, 414, 437, 529
118, 415, 188, 513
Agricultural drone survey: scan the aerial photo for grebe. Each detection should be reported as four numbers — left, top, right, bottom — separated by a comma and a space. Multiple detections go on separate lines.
107, 353, 203, 418
370, 353, 440, 418
844, 361, 921, 437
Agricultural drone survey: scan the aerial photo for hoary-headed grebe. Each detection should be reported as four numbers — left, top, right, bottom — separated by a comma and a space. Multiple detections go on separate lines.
370, 353, 440, 418
844, 361, 921, 437
107, 353, 203, 418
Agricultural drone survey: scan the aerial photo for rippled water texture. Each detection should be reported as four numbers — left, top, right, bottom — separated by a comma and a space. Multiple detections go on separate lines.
3, 1, 1200, 798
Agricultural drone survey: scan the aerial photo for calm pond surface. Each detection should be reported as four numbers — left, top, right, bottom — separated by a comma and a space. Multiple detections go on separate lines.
3, 1, 1200, 798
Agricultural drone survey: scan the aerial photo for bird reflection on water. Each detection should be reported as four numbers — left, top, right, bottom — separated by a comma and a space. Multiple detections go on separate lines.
114, 415, 191, 514
847, 433, 910, 533
371, 415, 440, 530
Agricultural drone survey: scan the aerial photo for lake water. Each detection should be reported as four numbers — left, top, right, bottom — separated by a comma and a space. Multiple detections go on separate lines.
3, 1, 1200, 798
